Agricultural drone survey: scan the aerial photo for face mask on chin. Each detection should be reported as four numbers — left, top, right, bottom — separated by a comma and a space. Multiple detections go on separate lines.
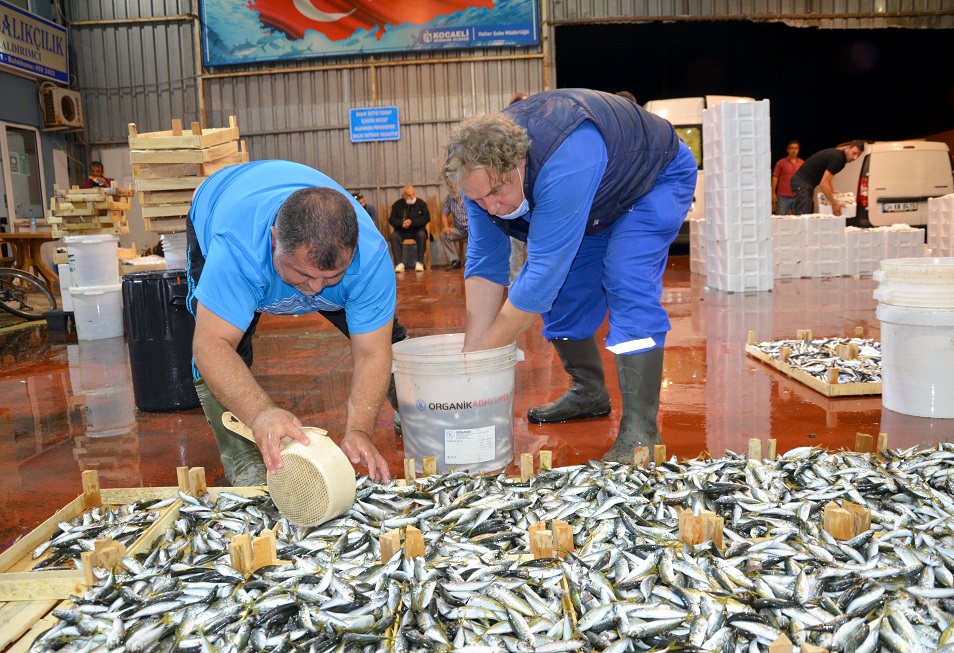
494, 168, 529, 220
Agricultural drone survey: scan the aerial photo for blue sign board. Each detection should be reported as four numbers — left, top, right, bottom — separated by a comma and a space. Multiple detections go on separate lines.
0, 0, 69, 83
350, 107, 400, 143
201, 0, 539, 67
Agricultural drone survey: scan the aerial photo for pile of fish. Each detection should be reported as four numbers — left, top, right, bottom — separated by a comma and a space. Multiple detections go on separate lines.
29, 444, 954, 652
753, 337, 881, 384
29, 498, 174, 571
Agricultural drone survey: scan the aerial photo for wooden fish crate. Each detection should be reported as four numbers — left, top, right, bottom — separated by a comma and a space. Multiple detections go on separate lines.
745, 330, 882, 398
128, 116, 240, 151
0, 475, 184, 602
0, 468, 266, 652
128, 117, 248, 234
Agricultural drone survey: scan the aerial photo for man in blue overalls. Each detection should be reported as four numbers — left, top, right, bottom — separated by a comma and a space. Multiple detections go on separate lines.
441, 89, 696, 462
186, 160, 403, 484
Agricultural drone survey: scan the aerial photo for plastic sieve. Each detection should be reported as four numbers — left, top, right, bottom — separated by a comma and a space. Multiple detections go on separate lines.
221, 412, 356, 527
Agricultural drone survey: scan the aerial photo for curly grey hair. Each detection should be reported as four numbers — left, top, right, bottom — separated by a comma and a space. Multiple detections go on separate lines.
442, 114, 530, 189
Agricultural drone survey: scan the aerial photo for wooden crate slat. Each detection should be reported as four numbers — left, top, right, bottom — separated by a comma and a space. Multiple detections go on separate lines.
0, 599, 60, 649
144, 217, 187, 233
0, 571, 84, 602
141, 204, 191, 219
199, 149, 249, 176
129, 139, 239, 164
139, 189, 196, 205
135, 176, 206, 192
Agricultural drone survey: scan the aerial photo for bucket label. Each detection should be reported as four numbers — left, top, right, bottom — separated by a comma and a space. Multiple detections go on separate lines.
444, 426, 495, 464
420, 392, 510, 411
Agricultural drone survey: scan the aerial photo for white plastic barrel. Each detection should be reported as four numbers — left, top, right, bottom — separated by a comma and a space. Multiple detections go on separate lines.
392, 334, 517, 473
161, 232, 187, 270
64, 235, 119, 287
71, 283, 124, 340
874, 257, 954, 418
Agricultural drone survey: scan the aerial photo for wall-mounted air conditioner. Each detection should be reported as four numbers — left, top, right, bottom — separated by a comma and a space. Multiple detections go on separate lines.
40, 87, 84, 130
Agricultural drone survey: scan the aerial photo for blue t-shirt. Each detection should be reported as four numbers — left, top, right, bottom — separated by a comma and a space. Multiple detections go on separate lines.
464, 123, 608, 314
190, 160, 396, 335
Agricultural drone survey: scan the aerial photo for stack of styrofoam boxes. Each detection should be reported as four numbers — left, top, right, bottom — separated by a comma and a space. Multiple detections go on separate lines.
689, 218, 706, 275
803, 214, 846, 278
771, 215, 806, 279
877, 224, 925, 262
928, 194, 954, 256
845, 227, 879, 276
702, 100, 772, 292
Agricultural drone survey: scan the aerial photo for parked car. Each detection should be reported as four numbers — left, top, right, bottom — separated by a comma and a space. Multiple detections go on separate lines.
643, 95, 755, 244
831, 140, 954, 227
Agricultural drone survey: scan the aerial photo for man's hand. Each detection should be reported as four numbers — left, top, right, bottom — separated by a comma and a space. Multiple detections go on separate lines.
250, 407, 311, 473
402, 218, 412, 229
832, 201, 843, 216
442, 225, 452, 235
340, 432, 391, 482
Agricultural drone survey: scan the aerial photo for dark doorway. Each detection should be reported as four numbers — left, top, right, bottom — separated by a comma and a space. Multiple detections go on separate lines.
555, 21, 954, 161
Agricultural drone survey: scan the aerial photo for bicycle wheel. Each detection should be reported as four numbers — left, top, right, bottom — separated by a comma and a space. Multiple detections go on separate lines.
0, 268, 57, 320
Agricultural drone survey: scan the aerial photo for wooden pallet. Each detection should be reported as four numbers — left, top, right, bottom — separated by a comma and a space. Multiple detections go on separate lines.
745, 330, 882, 397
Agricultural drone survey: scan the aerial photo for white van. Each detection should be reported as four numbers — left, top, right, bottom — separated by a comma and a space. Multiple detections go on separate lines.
832, 140, 953, 227
644, 96, 755, 242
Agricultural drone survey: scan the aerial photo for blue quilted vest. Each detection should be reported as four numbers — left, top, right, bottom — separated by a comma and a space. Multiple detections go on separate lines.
491, 88, 680, 241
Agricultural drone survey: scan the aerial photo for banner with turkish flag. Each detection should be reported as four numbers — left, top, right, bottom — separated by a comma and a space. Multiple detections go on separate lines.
201, 0, 539, 66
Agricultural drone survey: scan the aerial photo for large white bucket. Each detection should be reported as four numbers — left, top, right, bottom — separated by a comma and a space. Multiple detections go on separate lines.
71, 283, 124, 340
875, 257, 954, 418
161, 232, 187, 270
65, 235, 119, 287
392, 333, 517, 473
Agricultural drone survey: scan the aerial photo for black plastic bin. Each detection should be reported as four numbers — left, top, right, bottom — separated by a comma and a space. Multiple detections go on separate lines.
122, 269, 200, 411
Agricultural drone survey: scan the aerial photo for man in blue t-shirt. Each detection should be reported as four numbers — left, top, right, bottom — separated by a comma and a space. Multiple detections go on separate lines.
441, 89, 696, 463
186, 160, 402, 484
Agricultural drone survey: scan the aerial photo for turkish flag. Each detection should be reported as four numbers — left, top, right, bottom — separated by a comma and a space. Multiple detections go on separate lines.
249, 0, 495, 41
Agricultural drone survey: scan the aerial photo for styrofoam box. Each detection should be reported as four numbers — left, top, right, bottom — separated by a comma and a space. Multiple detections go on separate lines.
708, 220, 772, 242
774, 261, 805, 280
818, 203, 857, 218
708, 270, 773, 293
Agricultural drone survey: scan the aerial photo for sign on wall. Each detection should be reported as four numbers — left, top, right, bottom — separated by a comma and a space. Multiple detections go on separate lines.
349, 107, 399, 143
0, 0, 68, 83
201, 0, 539, 67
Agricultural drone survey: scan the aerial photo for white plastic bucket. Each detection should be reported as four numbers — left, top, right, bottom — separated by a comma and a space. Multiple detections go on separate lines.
65, 235, 119, 287
161, 232, 187, 270
71, 283, 124, 340
392, 334, 517, 473
875, 257, 954, 418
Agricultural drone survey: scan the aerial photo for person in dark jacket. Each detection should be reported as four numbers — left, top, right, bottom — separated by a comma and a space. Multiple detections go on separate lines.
441, 88, 696, 462
388, 185, 430, 272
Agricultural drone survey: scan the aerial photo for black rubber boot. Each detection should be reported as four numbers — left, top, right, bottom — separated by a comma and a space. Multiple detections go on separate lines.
527, 337, 611, 424
602, 348, 664, 463
194, 378, 267, 486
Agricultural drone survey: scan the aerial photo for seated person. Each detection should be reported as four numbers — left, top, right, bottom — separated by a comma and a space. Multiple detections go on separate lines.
388, 185, 429, 272
80, 161, 113, 189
